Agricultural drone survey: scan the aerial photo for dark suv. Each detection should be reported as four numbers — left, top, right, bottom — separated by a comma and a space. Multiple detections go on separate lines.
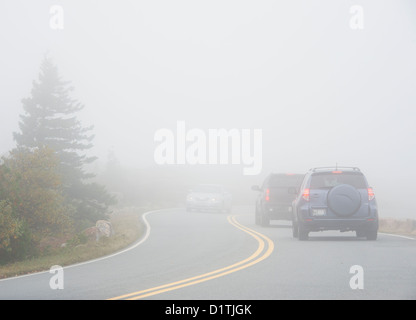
291, 167, 378, 240
252, 173, 304, 226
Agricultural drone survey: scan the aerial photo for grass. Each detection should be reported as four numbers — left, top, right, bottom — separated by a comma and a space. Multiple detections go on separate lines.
379, 218, 416, 237
0, 207, 150, 280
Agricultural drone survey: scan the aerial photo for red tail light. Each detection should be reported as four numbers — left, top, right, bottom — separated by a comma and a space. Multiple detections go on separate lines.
302, 188, 310, 201
265, 188, 270, 201
368, 188, 375, 201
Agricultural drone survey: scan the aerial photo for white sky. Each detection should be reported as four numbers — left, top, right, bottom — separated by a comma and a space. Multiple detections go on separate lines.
1, 0, 416, 217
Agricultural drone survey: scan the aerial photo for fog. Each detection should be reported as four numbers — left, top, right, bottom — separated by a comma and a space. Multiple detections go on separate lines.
1, 0, 416, 218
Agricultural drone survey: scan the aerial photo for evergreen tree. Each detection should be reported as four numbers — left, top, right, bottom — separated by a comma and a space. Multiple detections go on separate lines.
13, 56, 115, 228
13, 57, 96, 186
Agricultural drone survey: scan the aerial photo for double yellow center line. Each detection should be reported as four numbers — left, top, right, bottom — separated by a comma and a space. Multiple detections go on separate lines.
108, 215, 274, 300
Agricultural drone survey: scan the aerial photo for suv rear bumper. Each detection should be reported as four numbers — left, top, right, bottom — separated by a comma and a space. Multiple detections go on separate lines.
299, 217, 378, 232
263, 203, 292, 220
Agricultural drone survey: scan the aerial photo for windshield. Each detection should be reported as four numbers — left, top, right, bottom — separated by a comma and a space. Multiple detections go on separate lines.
269, 174, 304, 188
192, 185, 222, 193
310, 172, 367, 189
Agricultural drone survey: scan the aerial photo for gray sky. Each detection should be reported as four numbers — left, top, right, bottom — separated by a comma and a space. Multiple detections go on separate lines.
1, 1, 416, 218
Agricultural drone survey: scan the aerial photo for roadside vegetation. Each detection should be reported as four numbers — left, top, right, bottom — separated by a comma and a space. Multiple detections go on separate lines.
379, 218, 416, 237
0, 207, 148, 279
0, 56, 115, 266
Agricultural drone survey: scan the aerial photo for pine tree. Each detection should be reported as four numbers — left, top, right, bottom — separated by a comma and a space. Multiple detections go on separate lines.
13, 57, 96, 186
13, 56, 115, 228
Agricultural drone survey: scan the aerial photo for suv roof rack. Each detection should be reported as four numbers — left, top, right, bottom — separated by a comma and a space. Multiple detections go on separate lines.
309, 166, 361, 172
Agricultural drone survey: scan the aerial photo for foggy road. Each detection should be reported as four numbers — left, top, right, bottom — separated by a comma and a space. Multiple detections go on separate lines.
0, 207, 415, 300
2, 1, 416, 305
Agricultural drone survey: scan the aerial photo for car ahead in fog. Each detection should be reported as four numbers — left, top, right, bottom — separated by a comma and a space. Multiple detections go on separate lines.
291, 167, 378, 241
252, 173, 304, 226
186, 184, 232, 213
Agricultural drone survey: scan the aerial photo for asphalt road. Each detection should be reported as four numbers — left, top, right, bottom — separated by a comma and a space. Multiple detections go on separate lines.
0, 206, 415, 300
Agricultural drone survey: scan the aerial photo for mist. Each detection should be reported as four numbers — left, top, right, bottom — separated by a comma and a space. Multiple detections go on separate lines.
1, 0, 416, 219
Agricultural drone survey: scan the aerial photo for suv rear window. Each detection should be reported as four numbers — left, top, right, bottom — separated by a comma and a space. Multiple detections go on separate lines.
269, 175, 304, 187
309, 172, 367, 189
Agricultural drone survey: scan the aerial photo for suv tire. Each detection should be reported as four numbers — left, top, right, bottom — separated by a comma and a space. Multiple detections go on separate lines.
327, 184, 362, 217
292, 220, 299, 238
366, 227, 378, 241
255, 208, 260, 225
356, 229, 366, 238
260, 211, 270, 227
298, 223, 309, 241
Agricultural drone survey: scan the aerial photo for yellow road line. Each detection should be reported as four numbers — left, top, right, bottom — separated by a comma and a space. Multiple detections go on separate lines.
108, 215, 274, 300
108, 216, 263, 300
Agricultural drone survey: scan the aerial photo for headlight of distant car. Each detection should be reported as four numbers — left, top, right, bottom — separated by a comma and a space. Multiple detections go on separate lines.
187, 195, 194, 201
210, 197, 219, 202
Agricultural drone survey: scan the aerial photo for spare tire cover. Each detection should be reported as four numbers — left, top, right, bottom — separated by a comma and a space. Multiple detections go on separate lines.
327, 184, 361, 217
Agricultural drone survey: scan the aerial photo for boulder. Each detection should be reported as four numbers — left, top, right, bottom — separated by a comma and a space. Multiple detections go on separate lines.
96, 220, 113, 238
82, 220, 114, 242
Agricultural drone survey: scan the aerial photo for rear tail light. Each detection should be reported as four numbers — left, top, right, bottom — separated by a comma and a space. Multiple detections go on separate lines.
302, 188, 310, 201
265, 188, 270, 201
368, 188, 375, 201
